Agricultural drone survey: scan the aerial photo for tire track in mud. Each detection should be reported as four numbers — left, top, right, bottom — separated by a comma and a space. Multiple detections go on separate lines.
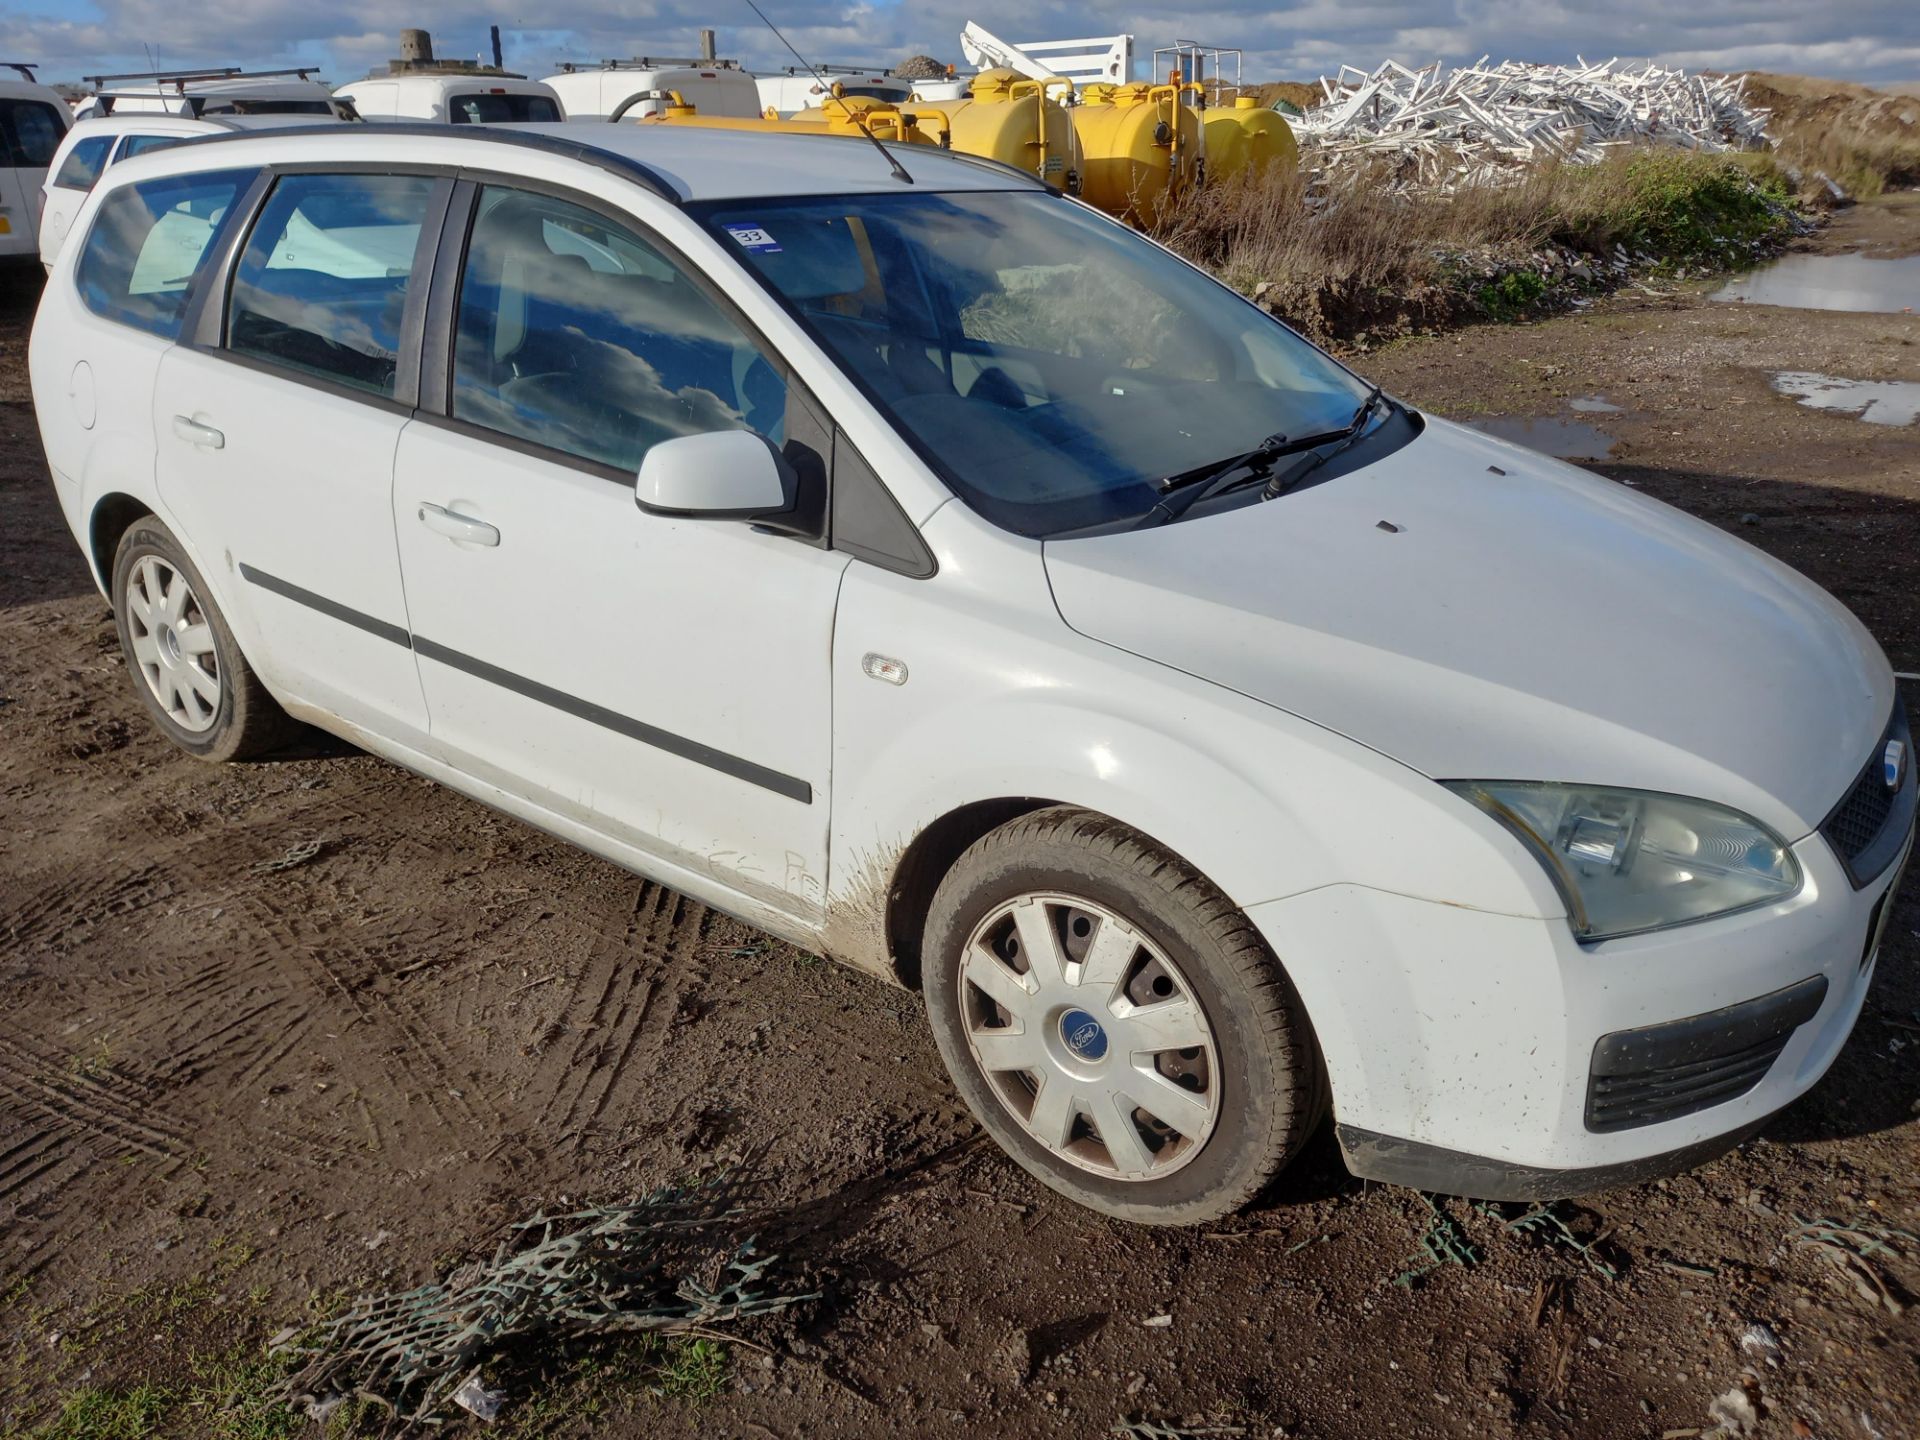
526, 882, 714, 1153
0, 1033, 190, 1221
3, 860, 176, 958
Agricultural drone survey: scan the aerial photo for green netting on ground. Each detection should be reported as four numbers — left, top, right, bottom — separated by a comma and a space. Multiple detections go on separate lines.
274, 1180, 811, 1423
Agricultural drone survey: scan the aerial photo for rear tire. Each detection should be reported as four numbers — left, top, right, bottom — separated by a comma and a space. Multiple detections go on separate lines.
922, 806, 1325, 1225
111, 517, 296, 763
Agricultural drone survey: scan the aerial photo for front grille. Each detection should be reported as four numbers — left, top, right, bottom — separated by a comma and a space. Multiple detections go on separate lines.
1828, 764, 1895, 862
1586, 975, 1828, 1133
1821, 698, 1914, 889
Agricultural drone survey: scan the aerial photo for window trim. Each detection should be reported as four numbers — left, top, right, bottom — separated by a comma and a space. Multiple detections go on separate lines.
182, 162, 458, 413
420, 167, 800, 491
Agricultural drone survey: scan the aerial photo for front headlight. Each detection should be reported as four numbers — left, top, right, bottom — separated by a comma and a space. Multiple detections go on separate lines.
1443, 781, 1803, 942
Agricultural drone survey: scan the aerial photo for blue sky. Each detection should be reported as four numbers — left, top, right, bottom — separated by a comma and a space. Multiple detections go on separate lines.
3, 0, 1916, 89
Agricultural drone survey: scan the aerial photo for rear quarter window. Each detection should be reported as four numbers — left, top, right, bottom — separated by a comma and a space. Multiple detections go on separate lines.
76, 169, 255, 339
53, 134, 113, 190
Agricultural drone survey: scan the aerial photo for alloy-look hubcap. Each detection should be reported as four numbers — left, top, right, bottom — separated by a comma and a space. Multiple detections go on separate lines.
126, 555, 222, 733
958, 892, 1221, 1180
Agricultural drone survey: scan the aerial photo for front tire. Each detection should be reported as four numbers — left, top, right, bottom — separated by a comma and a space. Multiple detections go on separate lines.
923, 806, 1325, 1225
111, 517, 295, 763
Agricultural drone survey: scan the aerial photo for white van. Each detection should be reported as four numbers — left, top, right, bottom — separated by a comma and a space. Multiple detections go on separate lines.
334, 72, 564, 124
72, 68, 342, 120
0, 63, 71, 259
545, 59, 759, 121
37, 113, 344, 270
29, 124, 1911, 1225
755, 66, 912, 117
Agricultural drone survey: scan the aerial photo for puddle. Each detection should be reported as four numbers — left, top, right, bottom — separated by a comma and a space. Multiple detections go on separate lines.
1711, 252, 1920, 313
1569, 395, 1624, 414
1773, 371, 1920, 426
1464, 416, 1618, 460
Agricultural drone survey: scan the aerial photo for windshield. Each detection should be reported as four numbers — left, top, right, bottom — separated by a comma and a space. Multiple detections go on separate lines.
450, 93, 561, 123
699, 190, 1379, 536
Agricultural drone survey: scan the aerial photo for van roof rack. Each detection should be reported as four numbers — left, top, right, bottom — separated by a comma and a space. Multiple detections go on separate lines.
2, 62, 42, 81
775, 64, 899, 78
82, 66, 321, 87
555, 57, 744, 73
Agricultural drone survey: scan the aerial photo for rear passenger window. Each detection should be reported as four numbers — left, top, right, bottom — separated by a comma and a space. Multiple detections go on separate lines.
76, 169, 253, 339
226, 173, 437, 398
451, 186, 785, 471
54, 134, 113, 190
117, 134, 188, 162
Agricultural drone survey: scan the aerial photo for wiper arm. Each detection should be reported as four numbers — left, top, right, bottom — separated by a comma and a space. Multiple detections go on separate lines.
1261, 386, 1391, 501
1155, 432, 1288, 496
1141, 428, 1347, 528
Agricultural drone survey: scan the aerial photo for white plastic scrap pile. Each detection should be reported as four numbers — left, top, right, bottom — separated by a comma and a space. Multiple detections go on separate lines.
1295, 57, 1773, 192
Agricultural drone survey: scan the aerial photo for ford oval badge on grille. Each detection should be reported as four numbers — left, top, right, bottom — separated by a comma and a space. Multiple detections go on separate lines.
1887, 739, 1908, 792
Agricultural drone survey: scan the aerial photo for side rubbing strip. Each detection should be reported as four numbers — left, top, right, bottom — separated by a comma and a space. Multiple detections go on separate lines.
411, 636, 814, 804
235, 564, 812, 804
238, 564, 412, 649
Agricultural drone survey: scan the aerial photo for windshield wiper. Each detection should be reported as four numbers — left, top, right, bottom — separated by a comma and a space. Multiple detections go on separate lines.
1261, 386, 1390, 501
1141, 428, 1342, 528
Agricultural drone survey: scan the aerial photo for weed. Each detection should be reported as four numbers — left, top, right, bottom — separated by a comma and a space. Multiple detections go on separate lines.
33, 1383, 173, 1440
650, 1337, 728, 1401
1475, 269, 1549, 319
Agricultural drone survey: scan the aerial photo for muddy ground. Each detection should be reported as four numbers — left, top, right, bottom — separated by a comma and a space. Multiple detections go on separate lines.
2, 197, 1918, 1440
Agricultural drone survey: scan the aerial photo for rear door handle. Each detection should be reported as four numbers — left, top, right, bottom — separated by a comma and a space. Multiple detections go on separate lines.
171, 415, 225, 449
417, 502, 500, 548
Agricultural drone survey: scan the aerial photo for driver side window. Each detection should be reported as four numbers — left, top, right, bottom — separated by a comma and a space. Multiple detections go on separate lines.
451, 186, 785, 473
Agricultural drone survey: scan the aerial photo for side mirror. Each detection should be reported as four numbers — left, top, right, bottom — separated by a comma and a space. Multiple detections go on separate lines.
635, 430, 796, 522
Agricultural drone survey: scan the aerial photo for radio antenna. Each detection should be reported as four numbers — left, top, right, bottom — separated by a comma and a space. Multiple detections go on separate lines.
739, 0, 914, 183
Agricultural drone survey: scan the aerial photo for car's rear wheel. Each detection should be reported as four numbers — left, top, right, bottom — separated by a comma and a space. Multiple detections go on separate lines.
111, 517, 295, 762
923, 806, 1325, 1224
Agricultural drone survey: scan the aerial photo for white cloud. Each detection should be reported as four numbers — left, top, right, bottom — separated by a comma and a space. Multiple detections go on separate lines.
3, 0, 1915, 87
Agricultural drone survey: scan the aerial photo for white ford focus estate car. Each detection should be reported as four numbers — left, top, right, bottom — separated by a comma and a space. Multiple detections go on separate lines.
29, 124, 1913, 1224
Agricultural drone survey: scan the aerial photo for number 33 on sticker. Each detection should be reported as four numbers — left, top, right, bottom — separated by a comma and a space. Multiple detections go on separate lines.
725, 225, 782, 253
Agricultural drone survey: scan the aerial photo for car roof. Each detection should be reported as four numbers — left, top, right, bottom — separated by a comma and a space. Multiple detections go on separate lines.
146, 120, 1047, 202
0, 78, 65, 102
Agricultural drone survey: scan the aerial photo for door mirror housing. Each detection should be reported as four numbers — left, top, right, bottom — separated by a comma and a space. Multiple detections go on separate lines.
635, 429, 796, 522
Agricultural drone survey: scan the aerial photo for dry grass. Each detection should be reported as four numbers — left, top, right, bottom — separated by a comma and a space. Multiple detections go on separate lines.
1154, 147, 1796, 344
1737, 73, 1920, 199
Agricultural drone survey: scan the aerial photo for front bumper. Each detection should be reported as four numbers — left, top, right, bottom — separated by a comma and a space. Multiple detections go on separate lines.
1248, 819, 1911, 1198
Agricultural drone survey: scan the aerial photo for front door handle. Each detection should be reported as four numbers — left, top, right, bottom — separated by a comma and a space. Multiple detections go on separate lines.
417, 502, 500, 548
171, 414, 225, 449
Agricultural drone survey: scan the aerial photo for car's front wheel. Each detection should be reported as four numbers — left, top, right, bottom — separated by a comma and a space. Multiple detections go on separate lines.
923, 806, 1325, 1224
111, 517, 295, 763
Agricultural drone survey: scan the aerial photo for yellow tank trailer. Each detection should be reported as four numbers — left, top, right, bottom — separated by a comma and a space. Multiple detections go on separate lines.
642, 92, 947, 149
898, 68, 1081, 191
1070, 82, 1203, 229
1201, 95, 1300, 182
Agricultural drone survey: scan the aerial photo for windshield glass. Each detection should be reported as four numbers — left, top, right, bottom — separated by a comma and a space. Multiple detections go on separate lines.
700, 190, 1376, 536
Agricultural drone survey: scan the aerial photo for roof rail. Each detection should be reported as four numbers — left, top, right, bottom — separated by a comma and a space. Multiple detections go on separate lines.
83, 66, 321, 86
1, 61, 41, 82
179, 121, 686, 205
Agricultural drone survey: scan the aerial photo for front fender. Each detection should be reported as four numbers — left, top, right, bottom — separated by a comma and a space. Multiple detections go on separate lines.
826, 510, 1565, 978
